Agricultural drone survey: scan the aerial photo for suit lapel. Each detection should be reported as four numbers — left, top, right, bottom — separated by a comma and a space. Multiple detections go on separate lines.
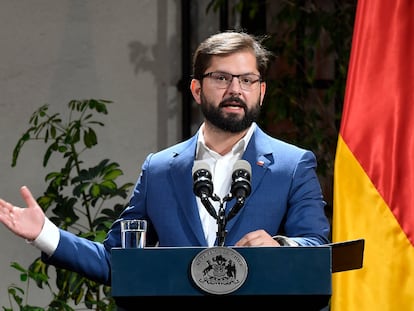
225, 127, 274, 232
169, 135, 207, 245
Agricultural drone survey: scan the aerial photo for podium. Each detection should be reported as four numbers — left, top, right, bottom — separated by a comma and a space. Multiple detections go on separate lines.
111, 240, 364, 310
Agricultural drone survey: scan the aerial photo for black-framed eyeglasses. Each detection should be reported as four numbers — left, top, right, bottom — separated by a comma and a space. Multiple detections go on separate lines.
201, 71, 262, 91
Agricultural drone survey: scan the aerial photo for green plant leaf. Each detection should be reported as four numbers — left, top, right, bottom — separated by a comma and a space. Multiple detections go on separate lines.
84, 128, 97, 148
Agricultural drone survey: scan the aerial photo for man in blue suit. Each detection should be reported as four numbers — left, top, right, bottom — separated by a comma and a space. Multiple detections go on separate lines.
0, 31, 330, 286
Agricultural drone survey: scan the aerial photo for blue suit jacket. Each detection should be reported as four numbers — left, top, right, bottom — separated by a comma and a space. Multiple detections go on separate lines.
44, 125, 330, 285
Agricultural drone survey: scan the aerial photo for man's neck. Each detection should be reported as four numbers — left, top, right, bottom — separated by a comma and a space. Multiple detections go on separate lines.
202, 122, 249, 156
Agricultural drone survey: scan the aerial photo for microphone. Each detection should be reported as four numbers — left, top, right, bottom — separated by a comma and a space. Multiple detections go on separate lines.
230, 159, 252, 201
226, 160, 252, 221
192, 161, 214, 198
192, 161, 218, 219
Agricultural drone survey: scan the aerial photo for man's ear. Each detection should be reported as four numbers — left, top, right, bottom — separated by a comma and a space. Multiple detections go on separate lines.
190, 79, 202, 105
259, 81, 266, 106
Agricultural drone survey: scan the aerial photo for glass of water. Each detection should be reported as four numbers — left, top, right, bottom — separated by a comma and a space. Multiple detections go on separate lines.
121, 219, 147, 248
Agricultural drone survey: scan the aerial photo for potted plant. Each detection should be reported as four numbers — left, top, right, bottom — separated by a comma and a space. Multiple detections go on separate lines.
4, 99, 133, 311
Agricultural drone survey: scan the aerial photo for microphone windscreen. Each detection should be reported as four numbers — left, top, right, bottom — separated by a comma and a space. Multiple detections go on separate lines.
192, 160, 211, 175
233, 160, 251, 176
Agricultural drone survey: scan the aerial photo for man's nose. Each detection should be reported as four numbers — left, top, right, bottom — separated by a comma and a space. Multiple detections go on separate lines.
227, 77, 242, 94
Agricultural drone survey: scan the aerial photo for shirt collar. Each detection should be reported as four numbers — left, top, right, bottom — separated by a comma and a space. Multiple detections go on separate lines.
196, 122, 256, 160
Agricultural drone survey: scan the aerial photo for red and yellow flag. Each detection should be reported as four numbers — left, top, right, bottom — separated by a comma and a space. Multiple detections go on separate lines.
332, 0, 414, 310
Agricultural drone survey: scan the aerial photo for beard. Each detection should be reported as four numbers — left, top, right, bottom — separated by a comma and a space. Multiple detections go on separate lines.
200, 92, 261, 133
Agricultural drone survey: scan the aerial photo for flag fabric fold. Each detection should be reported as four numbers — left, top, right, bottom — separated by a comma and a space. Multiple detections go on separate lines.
332, 0, 414, 310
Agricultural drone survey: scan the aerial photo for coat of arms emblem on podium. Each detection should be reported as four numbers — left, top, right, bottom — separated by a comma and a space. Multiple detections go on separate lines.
190, 246, 248, 295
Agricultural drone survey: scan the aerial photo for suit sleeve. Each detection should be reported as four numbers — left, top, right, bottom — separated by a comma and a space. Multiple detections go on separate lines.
283, 150, 331, 245
41, 229, 112, 285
